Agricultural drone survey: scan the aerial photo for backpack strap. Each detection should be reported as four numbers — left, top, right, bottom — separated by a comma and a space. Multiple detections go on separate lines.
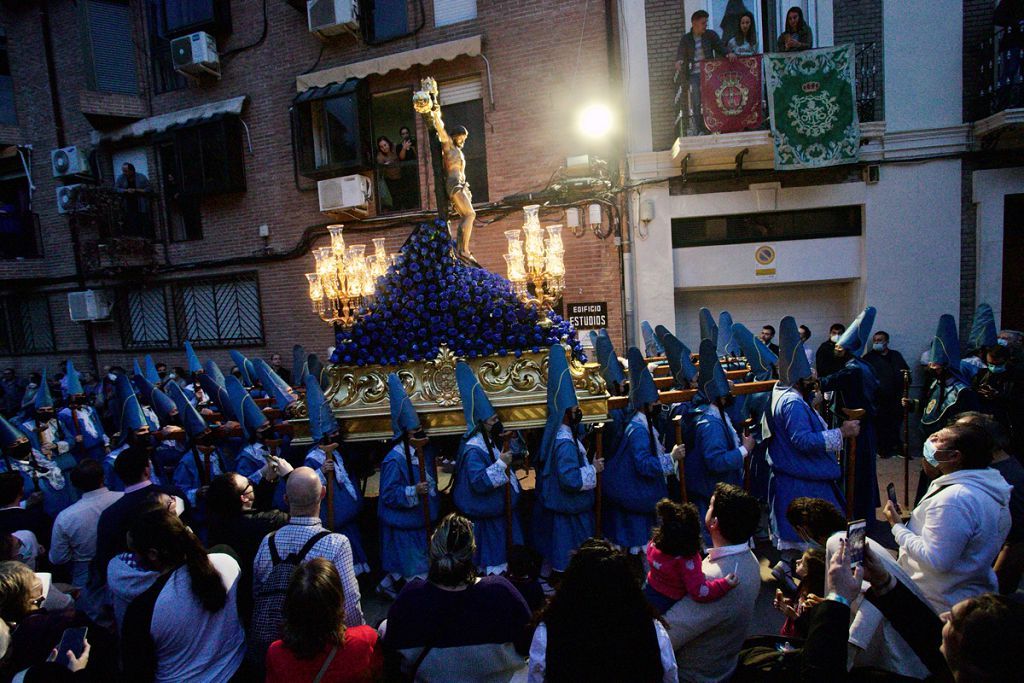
268, 531, 282, 565
121, 568, 176, 683
312, 645, 339, 683
289, 529, 332, 563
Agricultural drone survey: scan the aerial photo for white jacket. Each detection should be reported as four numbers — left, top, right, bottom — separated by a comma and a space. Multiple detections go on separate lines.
894, 467, 1012, 613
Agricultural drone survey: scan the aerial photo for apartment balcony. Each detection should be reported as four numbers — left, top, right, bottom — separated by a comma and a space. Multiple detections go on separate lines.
66, 187, 159, 275
671, 42, 882, 174
972, 23, 1024, 146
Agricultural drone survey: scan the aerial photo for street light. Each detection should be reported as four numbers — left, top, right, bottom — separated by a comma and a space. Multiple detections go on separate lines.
577, 103, 612, 139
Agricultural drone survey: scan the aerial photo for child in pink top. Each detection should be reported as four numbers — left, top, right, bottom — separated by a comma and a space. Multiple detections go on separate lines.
642, 499, 737, 615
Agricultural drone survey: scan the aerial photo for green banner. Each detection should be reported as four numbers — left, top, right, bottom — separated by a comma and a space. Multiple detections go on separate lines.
765, 45, 860, 170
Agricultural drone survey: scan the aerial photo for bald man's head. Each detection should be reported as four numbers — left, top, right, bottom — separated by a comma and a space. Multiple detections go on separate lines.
285, 466, 324, 515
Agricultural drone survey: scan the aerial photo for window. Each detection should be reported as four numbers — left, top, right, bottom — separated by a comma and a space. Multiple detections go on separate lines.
119, 287, 171, 349
0, 156, 41, 258
363, 0, 409, 42
145, 0, 187, 94
440, 78, 488, 202
80, 0, 139, 94
0, 294, 55, 354
293, 79, 372, 180
371, 89, 421, 212
161, 116, 246, 197
671, 205, 862, 248
0, 28, 15, 125
173, 274, 264, 347
158, 142, 203, 241
434, 0, 477, 27
160, 0, 231, 37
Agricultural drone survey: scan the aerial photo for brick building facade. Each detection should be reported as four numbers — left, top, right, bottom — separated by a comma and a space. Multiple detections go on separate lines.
0, 0, 625, 379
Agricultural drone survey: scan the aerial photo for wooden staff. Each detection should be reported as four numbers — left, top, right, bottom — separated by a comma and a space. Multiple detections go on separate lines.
501, 431, 515, 556
673, 415, 687, 504
901, 369, 911, 507
593, 424, 604, 538
197, 444, 216, 485
608, 380, 777, 410
408, 431, 433, 550
841, 408, 866, 520
322, 441, 338, 531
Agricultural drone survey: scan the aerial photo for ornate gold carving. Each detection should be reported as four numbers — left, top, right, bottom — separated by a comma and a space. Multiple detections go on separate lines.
417, 345, 460, 406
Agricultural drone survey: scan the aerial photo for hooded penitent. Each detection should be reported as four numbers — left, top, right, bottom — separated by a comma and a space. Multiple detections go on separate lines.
778, 316, 813, 387
292, 345, 308, 387
0, 414, 29, 450
253, 359, 297, 411
64, 361, 84, 398
663, 332, 697, 390
539, 344, 579, 466
33, 369, 54, 412
166, 381, 209, 438
225, 375, 268, 440
456, 361, 497, 438
699, 308, 718, 347
928, 314, 962, 371
627, 347, 659, 413
697, 339, 730, 403
836, 306, 877, 356
968, 303, 997, 351
388, 373, 420, 439
184, 341, 202, 376
230, 350, 256, 388
641, 321, 664, 358
305, 374, 340, 442
717, 311, 741, 357
594, 330, 626, 392
113, 374, 148, 444
732, 323, 778, 382
144, 355, 161, 385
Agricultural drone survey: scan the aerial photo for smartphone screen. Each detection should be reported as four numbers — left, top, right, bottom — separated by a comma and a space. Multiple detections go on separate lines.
847, 519, 867, 569
886, 482, 899, 508
54, 627, 87, 668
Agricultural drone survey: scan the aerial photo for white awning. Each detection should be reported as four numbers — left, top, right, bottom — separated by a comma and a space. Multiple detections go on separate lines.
295, 35, 482, 92
91, 95, 248, 145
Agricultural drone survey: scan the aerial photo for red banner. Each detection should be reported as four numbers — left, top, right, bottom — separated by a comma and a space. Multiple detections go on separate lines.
700, 55, 764, 134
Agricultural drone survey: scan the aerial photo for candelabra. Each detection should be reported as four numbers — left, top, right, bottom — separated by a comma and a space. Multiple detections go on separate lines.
504, 205, 565, 326
306, 225, 389, 329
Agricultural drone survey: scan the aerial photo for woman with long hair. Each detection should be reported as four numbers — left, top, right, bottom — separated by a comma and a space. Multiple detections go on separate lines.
727, 11, 759, 55
376, 135, 401, 209
528, 539, 677, 682
119, 507, 245, 682
266, 558, 381, 682
381, 513, 532, 681
777, 6, 812, 52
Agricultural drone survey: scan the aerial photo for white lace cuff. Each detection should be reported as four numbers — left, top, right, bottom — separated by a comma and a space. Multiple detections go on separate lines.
658, 453, 675, 475
580, 464, 597, 490
485, 459, 508, 489
403, 485, 419, 507
823, 428, 843, 453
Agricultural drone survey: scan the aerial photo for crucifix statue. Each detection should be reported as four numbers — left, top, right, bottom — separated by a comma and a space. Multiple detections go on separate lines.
413, 77, 478, 266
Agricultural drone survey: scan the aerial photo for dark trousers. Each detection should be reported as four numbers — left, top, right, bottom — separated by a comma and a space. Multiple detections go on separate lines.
875, 402, 904, 456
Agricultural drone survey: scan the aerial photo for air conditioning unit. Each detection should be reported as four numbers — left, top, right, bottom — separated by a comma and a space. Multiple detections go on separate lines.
318, 174, 372, 213
51, 146, 90, 178
56, 184, 88, 215
68, 290, 111, 322
307, 0, 359, 37
170, 31, 220, 79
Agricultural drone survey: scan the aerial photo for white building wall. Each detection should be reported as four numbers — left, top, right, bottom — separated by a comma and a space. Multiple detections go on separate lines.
973, 168, 1024, 325
883, 0, 963, 132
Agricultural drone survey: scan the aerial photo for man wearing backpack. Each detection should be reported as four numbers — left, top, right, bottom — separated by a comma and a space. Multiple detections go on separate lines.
249, 467, 364, 672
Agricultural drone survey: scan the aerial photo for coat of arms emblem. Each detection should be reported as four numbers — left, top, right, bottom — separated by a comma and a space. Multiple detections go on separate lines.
714, 72, 749, 116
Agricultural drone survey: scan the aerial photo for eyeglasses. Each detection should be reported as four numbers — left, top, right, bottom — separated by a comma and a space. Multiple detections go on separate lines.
29, 594, 45, 608
240, 486, 254, 498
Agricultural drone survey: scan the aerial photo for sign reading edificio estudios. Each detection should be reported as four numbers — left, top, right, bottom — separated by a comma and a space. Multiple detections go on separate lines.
566, 302, 608, 329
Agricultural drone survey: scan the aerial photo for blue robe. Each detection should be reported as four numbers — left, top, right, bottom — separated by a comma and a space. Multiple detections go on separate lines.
686, 404, 744, 527
305, 446, 368, 573
377, 442, 440, 579
236, 443, 287, 511
21, 418, 77, 482
452, 433, 523, 571
173, 447, 225, 505
0, 452, 74, 519
821, 357, 881, 519
604, 412, 671, 551
539, 425, 596, 571
57, 406, 107, 461
764, 386, 844, 547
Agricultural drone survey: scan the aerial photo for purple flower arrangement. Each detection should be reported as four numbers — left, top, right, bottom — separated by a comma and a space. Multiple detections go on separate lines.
330, 220, 584, 367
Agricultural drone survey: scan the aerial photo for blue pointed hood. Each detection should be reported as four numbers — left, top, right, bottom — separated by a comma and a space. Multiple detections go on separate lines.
628, 347, 659, 411
0, 414, 29, 449
928, 314, 961, 368
64, 360, 84, 397
837, 306, 876, 355
641, 321, 664, 358
254, 358, 297, 410
292, 345, 308, 387
305, 374, 340, 442
539, 344, 579, 467
144, 355, 161, 385
654, 324, 671, 344
388, 373, 420, 438
732, 323, 777, 381
115, 374, 148, 438
148, 386, 178, 424
166, 381, 208, 438
594, 330, 626, 391
184, 341, 202, 375
225, 375, 268, 440
717, 311, 740, 356
456, 361, 496, 437
33, 369, 54, 411
132, 372, 157, 405
697, 339, 730, 402
968, 303, 997, 351
588, 330, 598, 349
699, 308, 718, 347
308, 354, 325, 389
133, 359, 144, 381
204, 360, 226, 388
778, 316, 813, 386
198, 373, 236, 421
663, 332, 697, 389
229, 350, 255, 387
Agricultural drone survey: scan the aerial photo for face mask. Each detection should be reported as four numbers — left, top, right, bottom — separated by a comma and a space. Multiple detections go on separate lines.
922, 439, 954, 467
489, 420, 505, 443
168, 372, 177, 380
997, 338, 1009, 347
988, 364, 1006, 374
569, 408, 583, 426
872, 343, 885, 352
107, 373, 117, 382
830, 334, 840, 343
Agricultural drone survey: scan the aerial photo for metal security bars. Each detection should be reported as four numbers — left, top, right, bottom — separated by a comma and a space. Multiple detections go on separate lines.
0, 295, 56, 354
172, 273, 264, 348
118, 287, 172, 350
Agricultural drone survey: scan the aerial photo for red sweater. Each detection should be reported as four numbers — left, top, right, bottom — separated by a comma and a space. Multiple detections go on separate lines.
645, 542, 733, 602
265, 625, 382, 683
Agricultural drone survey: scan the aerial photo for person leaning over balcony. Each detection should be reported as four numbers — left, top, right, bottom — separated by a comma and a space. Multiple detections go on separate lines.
674, 10, 734, 135
114, 162, 152, 237
726, 11, 759, 56
777, 6, 813, 52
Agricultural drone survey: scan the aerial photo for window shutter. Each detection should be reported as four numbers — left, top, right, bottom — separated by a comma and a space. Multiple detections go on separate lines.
439, 77, 482, 106
433, 0, 477, 28
83, 0, 139, 94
